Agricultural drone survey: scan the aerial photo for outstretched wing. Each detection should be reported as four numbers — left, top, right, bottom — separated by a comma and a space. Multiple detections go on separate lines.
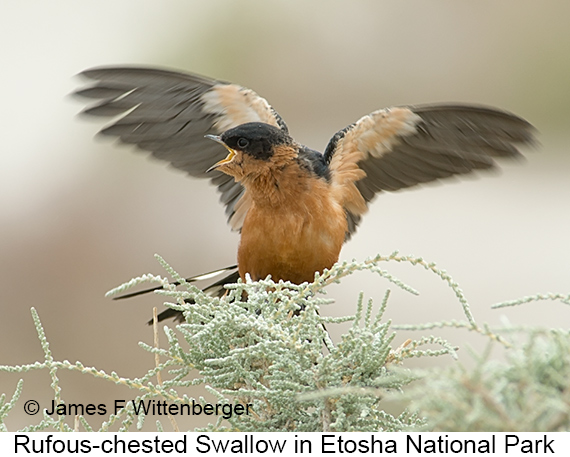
75, 66, 288, 231
324, 104, 536, 237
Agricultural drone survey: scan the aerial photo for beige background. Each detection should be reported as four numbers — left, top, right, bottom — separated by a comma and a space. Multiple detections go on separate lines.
1, 0, 569, 431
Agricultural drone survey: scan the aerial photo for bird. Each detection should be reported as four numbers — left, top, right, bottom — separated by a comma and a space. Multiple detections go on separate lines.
75, 66, 536, 321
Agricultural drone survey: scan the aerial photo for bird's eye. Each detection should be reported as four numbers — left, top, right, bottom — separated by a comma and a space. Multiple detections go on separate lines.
237, 138, 249, 149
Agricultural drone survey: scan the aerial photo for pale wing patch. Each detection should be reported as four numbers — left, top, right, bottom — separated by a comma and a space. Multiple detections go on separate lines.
329, 135, 368, 215
201, 84, 281, 133
329, 107, 421, 215
355, 107, 421, 158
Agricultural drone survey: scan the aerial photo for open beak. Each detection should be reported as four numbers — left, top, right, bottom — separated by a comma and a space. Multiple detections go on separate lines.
205, 134, 237, 173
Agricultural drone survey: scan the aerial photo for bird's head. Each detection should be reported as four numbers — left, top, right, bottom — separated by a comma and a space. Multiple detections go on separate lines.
206, 122, 295, 181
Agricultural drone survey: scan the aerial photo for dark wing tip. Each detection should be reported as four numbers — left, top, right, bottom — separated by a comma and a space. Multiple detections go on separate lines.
411, 103, 538, 145
75, 65, 226, 95
75, 65, 152, 82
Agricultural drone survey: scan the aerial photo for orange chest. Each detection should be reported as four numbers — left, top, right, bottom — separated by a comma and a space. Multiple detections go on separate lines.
237, 186, 347, 284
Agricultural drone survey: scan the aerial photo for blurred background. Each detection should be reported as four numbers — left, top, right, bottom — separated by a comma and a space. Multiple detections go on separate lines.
1, 0, 569, 431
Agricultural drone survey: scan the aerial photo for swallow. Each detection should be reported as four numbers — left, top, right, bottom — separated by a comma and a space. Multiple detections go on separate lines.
75, 66, 536, 320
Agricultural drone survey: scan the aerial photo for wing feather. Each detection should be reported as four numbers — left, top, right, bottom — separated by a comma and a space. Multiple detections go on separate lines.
325, 104, 536, 237
75, 66, 288, 231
